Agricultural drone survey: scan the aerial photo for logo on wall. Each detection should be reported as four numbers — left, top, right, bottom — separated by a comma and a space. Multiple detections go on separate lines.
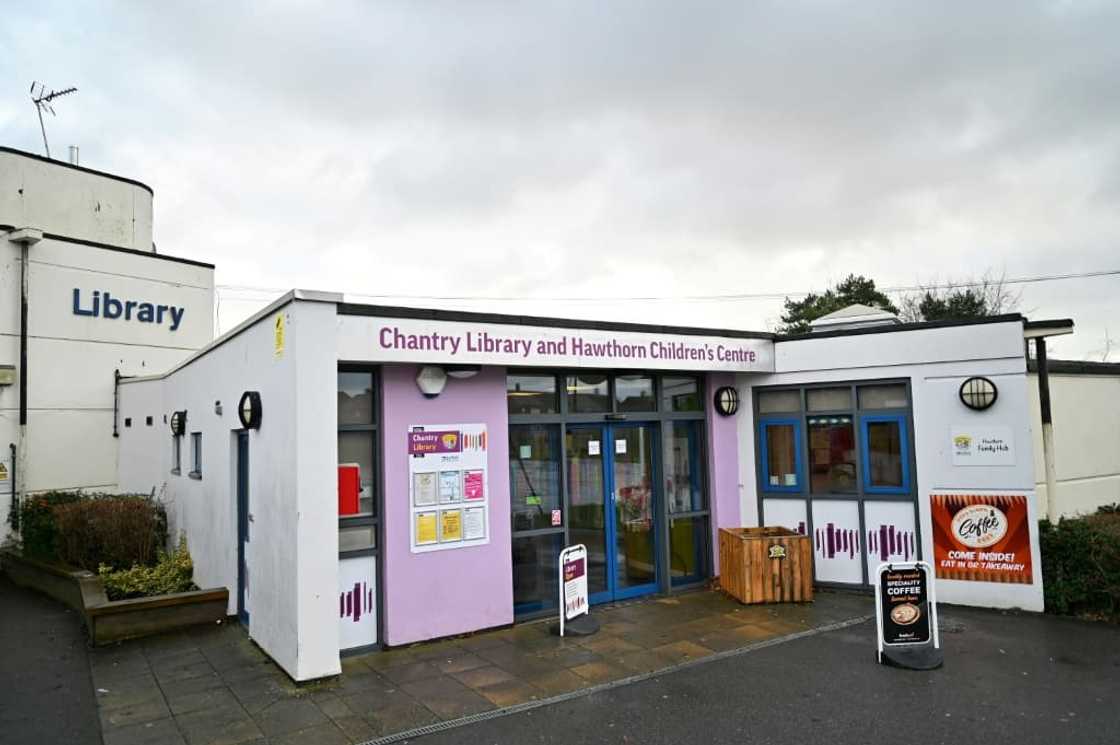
950, 504, 1008, 548
931, 493, 1032, 584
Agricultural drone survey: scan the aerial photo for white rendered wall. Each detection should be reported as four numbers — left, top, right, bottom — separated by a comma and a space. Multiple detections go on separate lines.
736, 320, 1044, 612
117, 299, 340, 681
1, 231, 213, 542
0, 149, 154, 251
1027, 372, 1120, 518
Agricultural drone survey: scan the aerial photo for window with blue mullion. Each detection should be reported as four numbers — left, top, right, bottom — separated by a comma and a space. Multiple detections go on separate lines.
860, 414, 911, 494
758, 417, 803, 493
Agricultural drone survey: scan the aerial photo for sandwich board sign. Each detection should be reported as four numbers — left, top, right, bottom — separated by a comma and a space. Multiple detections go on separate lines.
558, 544, 589, 637
875, 561, 943, 670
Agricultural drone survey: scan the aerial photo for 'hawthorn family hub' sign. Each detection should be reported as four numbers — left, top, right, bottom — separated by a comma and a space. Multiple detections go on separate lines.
337, 315, 775, 372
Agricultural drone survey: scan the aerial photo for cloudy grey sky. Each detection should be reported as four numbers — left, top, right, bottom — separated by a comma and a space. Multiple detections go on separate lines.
3, 1, 1117, 358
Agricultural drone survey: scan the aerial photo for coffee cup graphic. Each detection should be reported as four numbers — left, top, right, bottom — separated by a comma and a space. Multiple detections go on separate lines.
890, 603, 921, 626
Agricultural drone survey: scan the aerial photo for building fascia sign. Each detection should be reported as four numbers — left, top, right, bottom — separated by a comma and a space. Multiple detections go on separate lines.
337, 315, 775, 372
72, 288, 185, 331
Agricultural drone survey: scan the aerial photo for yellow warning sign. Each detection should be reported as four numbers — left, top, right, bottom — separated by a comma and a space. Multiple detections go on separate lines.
274, 314, 285, 358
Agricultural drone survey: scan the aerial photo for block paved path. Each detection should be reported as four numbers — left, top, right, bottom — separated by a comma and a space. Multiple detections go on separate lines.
0, 572, 102, 745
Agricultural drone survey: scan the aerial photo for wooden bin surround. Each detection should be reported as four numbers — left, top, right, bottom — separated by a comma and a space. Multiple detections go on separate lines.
719, 527, 813, 604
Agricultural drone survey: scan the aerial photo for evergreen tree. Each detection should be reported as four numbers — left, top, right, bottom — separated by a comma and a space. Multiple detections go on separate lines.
778, 274, 898, 334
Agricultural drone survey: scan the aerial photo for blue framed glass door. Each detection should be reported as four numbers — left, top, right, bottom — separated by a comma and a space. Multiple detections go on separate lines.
566, 423, 660, 604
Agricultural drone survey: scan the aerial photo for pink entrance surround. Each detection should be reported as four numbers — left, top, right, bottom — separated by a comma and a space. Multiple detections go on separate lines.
706, 373, 741, 575
380, 364, 514, 646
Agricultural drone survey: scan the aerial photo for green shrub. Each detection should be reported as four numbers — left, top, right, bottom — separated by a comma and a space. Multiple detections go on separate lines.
98, 536, 197, 601
1040, 507, 1120, 619
54, 495, 167, 570
18, 491, 83, 558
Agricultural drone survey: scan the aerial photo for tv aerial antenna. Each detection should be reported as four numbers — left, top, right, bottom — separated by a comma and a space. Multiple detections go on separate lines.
30, 81, 78, 159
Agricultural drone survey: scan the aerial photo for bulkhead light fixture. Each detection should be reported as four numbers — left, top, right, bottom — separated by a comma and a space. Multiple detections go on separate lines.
238, 391, 262, 430
416, 366, 448, 398
959, 377, 998, 411
169, 410, 187, 436
713, 386, 740, 416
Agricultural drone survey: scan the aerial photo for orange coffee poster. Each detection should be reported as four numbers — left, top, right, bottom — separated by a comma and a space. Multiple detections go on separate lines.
930, 493, 1033, 584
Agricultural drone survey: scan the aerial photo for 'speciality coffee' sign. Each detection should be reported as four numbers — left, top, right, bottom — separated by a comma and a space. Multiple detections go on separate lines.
874, 561, 942, 669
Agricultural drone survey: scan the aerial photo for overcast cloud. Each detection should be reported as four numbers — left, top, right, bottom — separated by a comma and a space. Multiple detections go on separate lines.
2, 1, 1117, 358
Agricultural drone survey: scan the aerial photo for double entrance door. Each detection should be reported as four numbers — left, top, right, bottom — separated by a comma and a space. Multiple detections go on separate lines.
567, 423, 660, 603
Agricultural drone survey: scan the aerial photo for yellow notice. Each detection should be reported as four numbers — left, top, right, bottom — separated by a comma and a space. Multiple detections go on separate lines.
416, 512, 437, 545
274, 314, 285, 358
440, 509, 463, 542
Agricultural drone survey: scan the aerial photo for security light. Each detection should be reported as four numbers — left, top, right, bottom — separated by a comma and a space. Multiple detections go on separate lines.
714, 386, 740, 416
959, 377, 997, 411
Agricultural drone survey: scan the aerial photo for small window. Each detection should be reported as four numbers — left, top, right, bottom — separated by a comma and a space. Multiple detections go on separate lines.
171, 436, 181, 475
807, 416, 856, 493
806, 387, 852, 412
758, 390, 800, 414
661, 376, 701, 412
507, 375, 558, 415
759, 418, 801, 492
566, 374, 609, 413
189, 432, 202, 478
859, 384, 908, 410
615, 375, 655, 412
338, 431, 375, 516
862, 415, 910, 493
338, 372, 375, 424
339, 525, 376, 553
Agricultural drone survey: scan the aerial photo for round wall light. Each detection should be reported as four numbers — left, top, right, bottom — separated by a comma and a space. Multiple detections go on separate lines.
169, 410, 187, 436
713, 386, 740, 416
959, 377, 998, 411
238, 391, 262, 430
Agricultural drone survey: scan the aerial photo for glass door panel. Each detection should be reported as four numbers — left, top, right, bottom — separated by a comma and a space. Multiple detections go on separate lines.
566, 426, 609, 599
611, 424, 658, 596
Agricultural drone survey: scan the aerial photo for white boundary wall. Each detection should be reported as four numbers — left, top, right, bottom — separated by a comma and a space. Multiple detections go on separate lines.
736, 320, 1044, 612
118, 297, 339, 681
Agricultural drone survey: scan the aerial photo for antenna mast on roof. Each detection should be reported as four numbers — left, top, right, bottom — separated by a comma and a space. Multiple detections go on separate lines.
30, 81, 78, 159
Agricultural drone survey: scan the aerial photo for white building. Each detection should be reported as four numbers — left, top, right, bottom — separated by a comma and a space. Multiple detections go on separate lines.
1, 147, 215, 539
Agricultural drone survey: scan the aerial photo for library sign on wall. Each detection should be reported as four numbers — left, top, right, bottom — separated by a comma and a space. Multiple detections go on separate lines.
408, 423, 489, 553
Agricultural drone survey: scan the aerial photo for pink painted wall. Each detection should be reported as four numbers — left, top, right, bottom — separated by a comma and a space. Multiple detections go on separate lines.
380, 364, 513, 645
706, 373, 741, 575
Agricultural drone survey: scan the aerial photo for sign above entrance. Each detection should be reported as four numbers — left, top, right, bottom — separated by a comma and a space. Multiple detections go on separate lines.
337, 315, 775, 372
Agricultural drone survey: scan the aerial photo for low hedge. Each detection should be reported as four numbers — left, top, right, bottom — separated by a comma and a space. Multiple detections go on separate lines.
18, 491, 168, 571
98, 536, 197, 601
1040, 505, 1120, 619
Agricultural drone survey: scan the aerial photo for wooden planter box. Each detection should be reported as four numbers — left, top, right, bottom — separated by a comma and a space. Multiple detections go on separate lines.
719, 527, 813, 604
1, 549, 228, 645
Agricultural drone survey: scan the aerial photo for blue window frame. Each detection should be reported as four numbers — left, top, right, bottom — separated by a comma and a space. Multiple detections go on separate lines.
860, 414, 910, 494
758, 417, 803, 493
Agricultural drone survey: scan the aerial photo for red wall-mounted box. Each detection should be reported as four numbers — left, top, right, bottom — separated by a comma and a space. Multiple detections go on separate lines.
338, 463, 360, 516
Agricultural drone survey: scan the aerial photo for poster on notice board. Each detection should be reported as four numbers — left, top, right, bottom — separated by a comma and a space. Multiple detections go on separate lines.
408, 424, 489, 553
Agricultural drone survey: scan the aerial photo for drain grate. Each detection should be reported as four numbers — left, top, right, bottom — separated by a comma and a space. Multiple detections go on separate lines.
354, 613, 873, 745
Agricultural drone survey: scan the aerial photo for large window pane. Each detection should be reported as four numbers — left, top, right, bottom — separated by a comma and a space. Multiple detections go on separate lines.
806, 387, 852, 412
758, 390, 800, 413
661, 376, 701, 412
513, 532, 564, 615
509, 425, 562, 531
338, 372, 374, 424
763, 423, 799, 489
808, 416, 857, 493
859, 384, 908, 410
866, 420, 904, 488
664, 421, 705, 513
507, 375, 558, 415
566, 374, 609, 413
339, 431, 375, 516
669, 515, 708, 586
615, 375, 656, 412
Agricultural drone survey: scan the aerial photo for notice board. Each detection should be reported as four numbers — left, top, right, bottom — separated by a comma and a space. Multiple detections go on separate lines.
408, 424, 489, 553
